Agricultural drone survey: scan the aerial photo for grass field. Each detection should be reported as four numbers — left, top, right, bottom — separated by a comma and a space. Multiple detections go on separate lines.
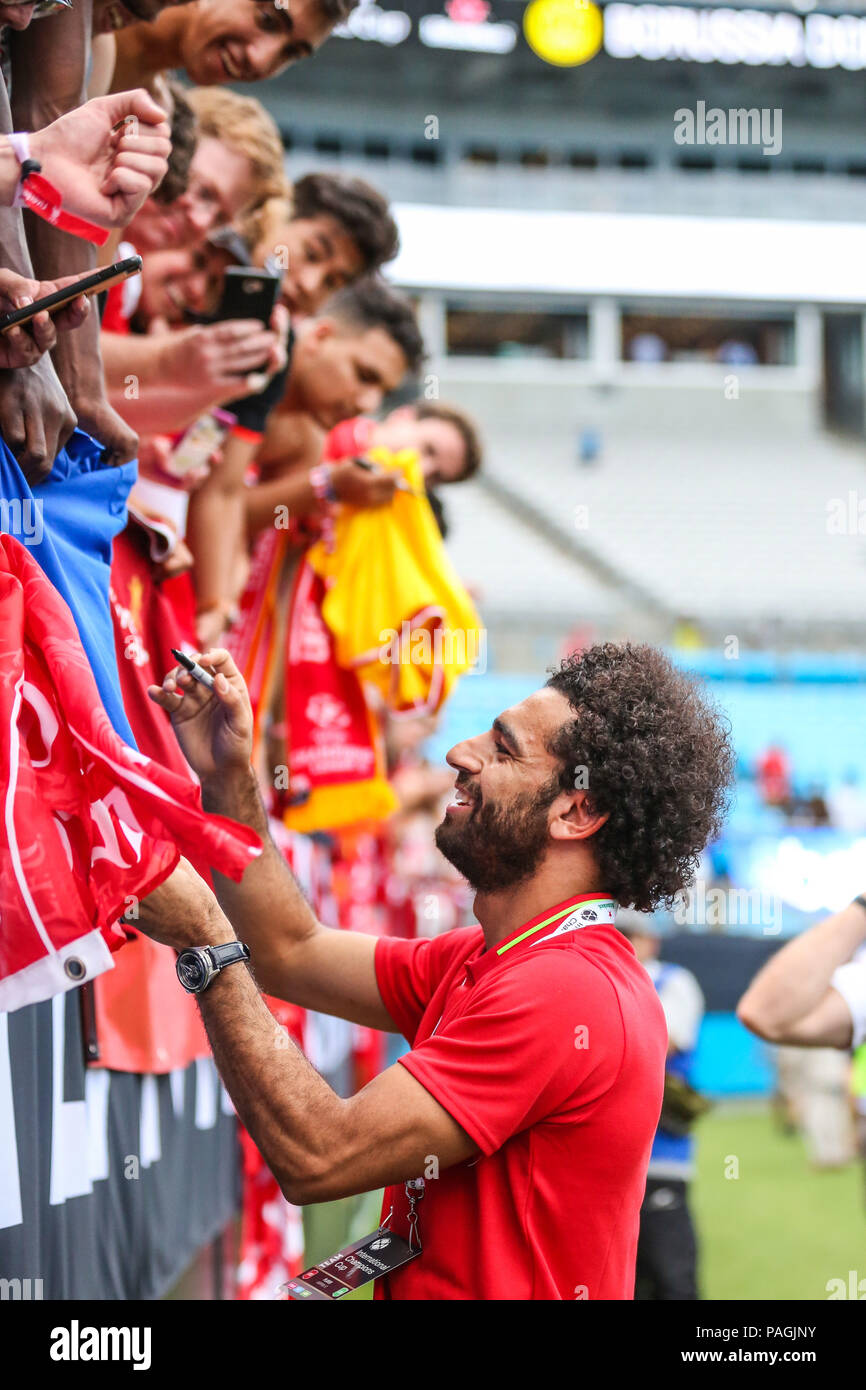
693, 1103, 865, 1300
302, 1103, 865, 1301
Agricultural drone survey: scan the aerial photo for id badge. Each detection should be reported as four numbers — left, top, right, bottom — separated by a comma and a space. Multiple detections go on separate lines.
281, 1228, 421, 1301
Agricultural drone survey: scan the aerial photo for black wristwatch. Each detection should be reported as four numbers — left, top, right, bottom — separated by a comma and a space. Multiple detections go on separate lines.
176, 941, 251, 994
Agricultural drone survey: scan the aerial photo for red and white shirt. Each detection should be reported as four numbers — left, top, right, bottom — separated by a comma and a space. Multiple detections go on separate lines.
374, 893, 667, 1300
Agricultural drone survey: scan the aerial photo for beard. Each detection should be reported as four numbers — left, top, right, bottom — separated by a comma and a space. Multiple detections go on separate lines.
434, 778, 560, 894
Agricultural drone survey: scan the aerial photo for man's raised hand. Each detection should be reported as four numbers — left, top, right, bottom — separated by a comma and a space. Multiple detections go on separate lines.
29, 89, 171, 230
148, 647, 254, 784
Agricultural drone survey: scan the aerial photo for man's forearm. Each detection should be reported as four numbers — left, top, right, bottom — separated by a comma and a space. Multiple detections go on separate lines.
246, 469, 319, 537
189, 910, 348, 1205
0, 141, 23, 205
0, 83, 37, 279
188, 434, 256, 611
11, 0, 99, 409
738, 899, 866, 1035
35, 240, 100, 406
187, 485, 241, 613
104, 333, 251, 433
10, 0, 92, 130
0, 205, 35, 279
107, 379, 221, 436
201, 765, 321, 993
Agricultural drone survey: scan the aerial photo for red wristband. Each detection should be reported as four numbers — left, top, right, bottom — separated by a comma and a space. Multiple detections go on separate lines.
16, 164, 109, 247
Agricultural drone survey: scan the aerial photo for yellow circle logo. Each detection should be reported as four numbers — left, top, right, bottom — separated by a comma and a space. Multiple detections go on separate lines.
523, 0, 603, 67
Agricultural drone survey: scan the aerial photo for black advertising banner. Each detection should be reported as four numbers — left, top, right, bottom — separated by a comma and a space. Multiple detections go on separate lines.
0, 991, 240, 1301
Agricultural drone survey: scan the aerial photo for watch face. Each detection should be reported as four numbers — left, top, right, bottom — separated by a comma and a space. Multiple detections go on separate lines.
177, 951, 209, 993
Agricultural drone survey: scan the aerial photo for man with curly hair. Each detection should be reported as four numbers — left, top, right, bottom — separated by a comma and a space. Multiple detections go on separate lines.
137, 641, 734, 1301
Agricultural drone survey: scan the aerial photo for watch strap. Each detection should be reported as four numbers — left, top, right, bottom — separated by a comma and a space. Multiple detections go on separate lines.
209, 940, 251, 971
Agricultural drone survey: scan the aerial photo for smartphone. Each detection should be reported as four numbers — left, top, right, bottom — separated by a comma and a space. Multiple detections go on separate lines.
162, 409, 236, 482
0, 255, 143, 335
212, 266, 281, 326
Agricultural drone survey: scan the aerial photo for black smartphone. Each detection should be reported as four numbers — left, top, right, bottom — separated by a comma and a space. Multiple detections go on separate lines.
212, 266, 282, 325
0, 255, 143, 335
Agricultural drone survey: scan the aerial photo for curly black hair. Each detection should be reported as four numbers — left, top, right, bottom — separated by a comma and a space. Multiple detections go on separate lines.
546, 644, 734, 913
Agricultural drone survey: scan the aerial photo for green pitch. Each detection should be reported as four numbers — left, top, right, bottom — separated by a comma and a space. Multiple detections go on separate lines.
694, 1103, 865, 1301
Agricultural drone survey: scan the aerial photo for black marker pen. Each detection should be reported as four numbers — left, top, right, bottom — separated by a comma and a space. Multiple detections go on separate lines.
171, 647, 215, 691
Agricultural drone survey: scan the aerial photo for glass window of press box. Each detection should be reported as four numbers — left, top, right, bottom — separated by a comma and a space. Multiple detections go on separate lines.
621, 312, 796, 367
445, 302, 590, 360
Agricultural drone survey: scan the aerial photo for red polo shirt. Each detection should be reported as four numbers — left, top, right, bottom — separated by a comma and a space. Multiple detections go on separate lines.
373, 894, 667, 1300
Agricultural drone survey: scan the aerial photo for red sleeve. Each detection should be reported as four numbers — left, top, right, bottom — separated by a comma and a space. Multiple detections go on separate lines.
101, 281, 130, 334
375, 928, 481, 1044
397, 952, 625, 1155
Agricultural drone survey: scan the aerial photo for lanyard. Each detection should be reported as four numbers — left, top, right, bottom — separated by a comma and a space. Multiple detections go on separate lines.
282, 1178, 423, 1299
499, 894, 617, 956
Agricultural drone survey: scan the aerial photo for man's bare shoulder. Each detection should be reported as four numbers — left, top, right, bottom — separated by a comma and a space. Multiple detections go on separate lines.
257, 409, 325, 478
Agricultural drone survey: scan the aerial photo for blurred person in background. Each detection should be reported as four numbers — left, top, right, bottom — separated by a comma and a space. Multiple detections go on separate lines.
242, 277, 424, 788
245, 175, 399, 323
99, 76, 197, 331
188, 175, 401, 644
335, 399, 484, 489
756, 742, 791, 809
618, 911, 707, 1300
102, 85, 288, 435
627, 330, 667, 363
716, 337, 758, 366
773, 1044, 855, 1170
244, 277, 425, 542
246, 389, 481, 551
101, 78, 246, 276
385, 711, 470, 938
739, 893, 866, 1176
120, 172, 400, 644
89, 0, 200, 100
111, 0, 356, 92
739, 896, 866, 1052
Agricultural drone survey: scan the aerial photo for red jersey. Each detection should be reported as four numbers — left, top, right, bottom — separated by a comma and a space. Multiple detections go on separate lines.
373, 893, 667, 1300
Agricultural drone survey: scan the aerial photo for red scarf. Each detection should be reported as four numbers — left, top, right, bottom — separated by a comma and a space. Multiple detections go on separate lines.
282, 558, 395, 833
0, 534, 261, 1014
